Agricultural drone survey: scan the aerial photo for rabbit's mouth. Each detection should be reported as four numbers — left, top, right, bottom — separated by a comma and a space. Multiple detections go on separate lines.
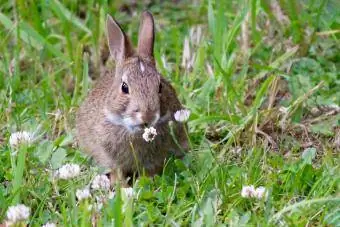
104, 108, 166, 133
128, 112, 172, 132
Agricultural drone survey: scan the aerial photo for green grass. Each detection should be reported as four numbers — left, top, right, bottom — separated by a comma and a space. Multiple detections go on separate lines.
0, 0, 339, 226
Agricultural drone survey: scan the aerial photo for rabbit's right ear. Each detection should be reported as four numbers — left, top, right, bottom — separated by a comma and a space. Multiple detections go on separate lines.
137, 11, 155, 58
106, 15, 134, 62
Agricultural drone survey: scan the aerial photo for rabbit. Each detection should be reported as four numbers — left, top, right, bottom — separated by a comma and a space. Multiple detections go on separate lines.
76, 11, 189, 186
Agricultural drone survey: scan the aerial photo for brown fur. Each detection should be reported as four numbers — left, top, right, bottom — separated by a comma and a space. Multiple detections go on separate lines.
76, 12, 188, 185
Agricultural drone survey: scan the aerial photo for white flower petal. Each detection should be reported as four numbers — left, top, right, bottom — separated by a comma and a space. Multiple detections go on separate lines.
241, 185, 256, 198
91, 175, 110, 191
42, 222, 57, 227
55, 164, 81, 180
142, 127, 157, 142
9, 131, 33, 148
254, 186, 268, 199
174, 109, 191, 122
6, 204, 30, 223
76, 188, 91, 201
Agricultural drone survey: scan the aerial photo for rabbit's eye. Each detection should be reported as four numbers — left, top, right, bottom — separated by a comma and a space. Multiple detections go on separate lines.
121, 82, 129, 94
159, 83, 162, 94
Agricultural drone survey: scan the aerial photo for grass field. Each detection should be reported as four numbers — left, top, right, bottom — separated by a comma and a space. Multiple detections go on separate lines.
0, 0, 339, 226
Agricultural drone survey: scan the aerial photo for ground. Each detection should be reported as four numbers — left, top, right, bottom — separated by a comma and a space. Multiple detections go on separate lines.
0, 0, 339, 226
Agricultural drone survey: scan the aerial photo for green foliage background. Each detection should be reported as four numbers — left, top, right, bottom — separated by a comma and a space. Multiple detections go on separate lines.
0, 0, 339, 226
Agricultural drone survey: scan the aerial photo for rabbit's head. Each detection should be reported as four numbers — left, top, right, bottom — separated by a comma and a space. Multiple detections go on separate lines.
104, 12, 163, 133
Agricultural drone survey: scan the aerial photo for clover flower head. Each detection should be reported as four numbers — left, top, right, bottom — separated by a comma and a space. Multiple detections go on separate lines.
91, 174, 110, 191
241, 185, 268, 200
76, 188, 91, 201
241, 185, 256, 198
9, 131, 33, 148
142, 127, 157, 142
6, 204, 30, 223
55, 164, 81, 180
174, 109, 190, 122
254, 186, 268, 199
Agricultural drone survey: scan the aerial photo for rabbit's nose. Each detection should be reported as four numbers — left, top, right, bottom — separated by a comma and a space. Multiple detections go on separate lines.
141, 113, 156, 126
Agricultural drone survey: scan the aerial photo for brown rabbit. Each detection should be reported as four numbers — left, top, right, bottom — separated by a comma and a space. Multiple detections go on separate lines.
76, 11, 188, 186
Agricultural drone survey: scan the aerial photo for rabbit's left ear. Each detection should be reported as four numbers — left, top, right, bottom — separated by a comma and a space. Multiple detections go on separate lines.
138, 11, 155, 59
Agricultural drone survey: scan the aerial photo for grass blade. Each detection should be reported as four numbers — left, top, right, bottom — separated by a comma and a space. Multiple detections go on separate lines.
49, 0, 92, 35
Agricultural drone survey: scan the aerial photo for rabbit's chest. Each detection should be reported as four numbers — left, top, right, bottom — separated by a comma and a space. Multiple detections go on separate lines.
104, 132, 173, 173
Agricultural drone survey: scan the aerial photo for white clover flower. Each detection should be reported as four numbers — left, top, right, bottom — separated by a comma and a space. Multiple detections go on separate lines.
241, 185, 268, 200
55, 164, 81, 180
121, 187, 134, 198
254, 186, 268, 200
174, 109, 190, 122
142, 127, 157, 142
42, 222, 57, 227
6, 204, 30, 223
91, 174, 110, 191
76, 188, 91, 201
241, 185, 256, 198
9, 131, 33, 148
